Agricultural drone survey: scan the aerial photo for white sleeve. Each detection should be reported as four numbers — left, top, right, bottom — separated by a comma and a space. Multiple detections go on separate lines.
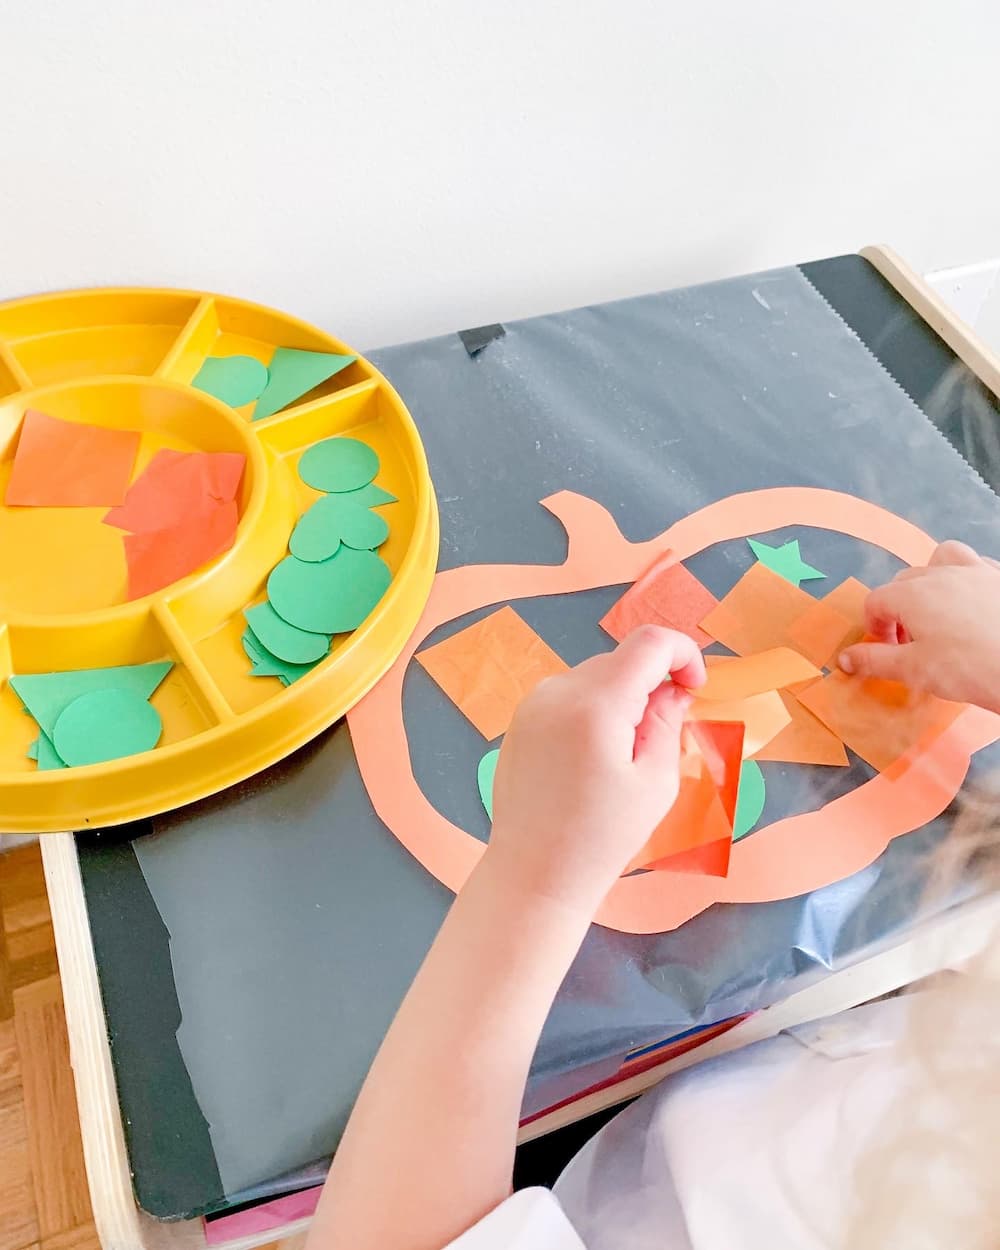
444, 1187, 587, 1250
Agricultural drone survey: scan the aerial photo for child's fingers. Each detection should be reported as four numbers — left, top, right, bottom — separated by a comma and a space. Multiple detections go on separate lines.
863, 584, 909, 643
929, 540, 981, 567
633, 683, 690, 768
838, 639, 918, 682
602, 625, 706, 697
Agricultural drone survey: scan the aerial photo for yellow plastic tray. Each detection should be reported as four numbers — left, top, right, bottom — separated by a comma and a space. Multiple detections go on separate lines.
0, 288, 438, 832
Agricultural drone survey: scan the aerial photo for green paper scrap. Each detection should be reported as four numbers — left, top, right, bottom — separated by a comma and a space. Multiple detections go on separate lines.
32, 731, 67, 770
733, 760, 766, 839
267, 547, 391, 635
297, 436, 379, 494
289, 497, 342, 563
478, 748, 500, 821
289, 494, 390, 563
338, 482, 397, 507
26, 734, 66, 769
192, 355, 269, 408
253, 348, 356, 421
10, 661, 173, 739
37, 732, 66, 770
241, 628, 323, 685
747, 538, 825, 587
52, 688, 163, 767
245, 601, 331, 665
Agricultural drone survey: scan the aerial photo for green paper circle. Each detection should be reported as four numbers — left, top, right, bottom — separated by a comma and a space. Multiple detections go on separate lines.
53, 689, 163, 767
289, 495, 389, 561
268, 547, 392, 634
338, 504, 390, 550
245, 600, 330, 664
478, 748, 500, 821
191, 355, 269, 407
733, 760, 766, 839
297, 437, 379, 493
289, 495, 343, 562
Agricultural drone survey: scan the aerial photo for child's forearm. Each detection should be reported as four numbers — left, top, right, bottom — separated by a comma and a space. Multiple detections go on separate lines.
308, 843, 592, 1250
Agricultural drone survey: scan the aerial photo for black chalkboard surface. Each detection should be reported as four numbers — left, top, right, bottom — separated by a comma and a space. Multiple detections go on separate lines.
78, 255, 1000, 1217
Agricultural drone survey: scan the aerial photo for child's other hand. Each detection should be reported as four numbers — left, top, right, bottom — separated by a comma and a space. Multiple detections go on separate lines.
485, 625, 706, 917
839, 541, 1000, 712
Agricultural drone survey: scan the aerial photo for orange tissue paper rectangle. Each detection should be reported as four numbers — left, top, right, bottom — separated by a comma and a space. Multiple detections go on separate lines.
600, 552, 718, 648
416, 606, 569, 740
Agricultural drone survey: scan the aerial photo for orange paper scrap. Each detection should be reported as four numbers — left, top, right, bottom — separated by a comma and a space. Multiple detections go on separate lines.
416, 605, 569, 740
785, 599, 854, 668
646, 836, 732, 876
696, 648, 821, 701
687, 689, 791, 758
5, 409, 140, 507
600, 552, 718, 647
105, 449, 245, 533
752, 691, 849, 766
818, 576, 870, 651
797, 670, 964, 773
700, 562, 816, 656
626, 720, 740, 876
347, 488, 998, 935
125, 499, 239, 600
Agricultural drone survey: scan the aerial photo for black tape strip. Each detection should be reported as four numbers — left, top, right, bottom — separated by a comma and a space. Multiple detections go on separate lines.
458, 323, 506, 357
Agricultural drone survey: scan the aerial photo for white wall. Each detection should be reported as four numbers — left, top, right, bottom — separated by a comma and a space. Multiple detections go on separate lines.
1, 0, 999, 351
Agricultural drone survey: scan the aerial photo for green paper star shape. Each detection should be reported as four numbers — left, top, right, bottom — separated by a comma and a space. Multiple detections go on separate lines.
747, 538, 825, 586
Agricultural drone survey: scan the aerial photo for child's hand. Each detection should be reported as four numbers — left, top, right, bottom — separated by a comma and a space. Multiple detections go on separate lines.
485, 625, 706, 916
839, 541, 1000, 712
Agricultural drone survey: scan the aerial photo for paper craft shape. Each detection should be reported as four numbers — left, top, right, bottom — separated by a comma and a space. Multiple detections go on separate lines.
733, 760, 766, 838
599, 552, 718, 647
5, 409, 140, 507
254, 348, 356, 421
52, 688, 162, 767
700, 562, 816, 655
244, 601, 331, 665
338, 483, 397, 507
416, 606, 569, 740
26, 733, 65, 770
819, 576, 870, 651
11, 661, 172, 739
241, 629, 321, 685
797, 670, 964, 773
105, 450, 245, 533
297, 437, 379, 494
289, 494, 390, 563
687, 689, 791, 757
696, 649, 821, 701
348, 488, 996, 936
692, 719, 744, 827
626, 721, 740, 876
784, 598, 853, 668
752, 692, 848, 766
125, 499, 238, 600
478, 748, 500, 820
192, 355, 269, 408
747, 537, 825, 585
268, 546, 391, 635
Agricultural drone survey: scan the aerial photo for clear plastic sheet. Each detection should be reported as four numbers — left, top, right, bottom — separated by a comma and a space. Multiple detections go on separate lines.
84, 261, 1000, 1214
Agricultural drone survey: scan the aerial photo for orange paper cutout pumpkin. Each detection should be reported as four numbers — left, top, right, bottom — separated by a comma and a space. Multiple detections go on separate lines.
348, 489, 1000, 934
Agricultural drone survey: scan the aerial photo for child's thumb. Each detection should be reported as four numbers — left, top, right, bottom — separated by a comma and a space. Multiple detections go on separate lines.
838, 641, 914, 682
634, 683, 689, 767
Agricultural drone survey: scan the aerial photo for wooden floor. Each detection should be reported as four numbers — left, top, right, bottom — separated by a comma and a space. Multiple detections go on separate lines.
0, 843, 98, 1250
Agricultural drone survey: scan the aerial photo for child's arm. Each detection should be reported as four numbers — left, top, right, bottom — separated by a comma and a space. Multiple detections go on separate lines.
307, 626, 706, 1250
839, 540, 1000, 711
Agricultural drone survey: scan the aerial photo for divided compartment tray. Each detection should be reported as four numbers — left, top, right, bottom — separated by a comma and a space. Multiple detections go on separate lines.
0, 289, 438, 832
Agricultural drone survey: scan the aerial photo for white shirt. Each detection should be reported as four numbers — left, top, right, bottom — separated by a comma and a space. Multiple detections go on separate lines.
446, 997, 917, 1250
